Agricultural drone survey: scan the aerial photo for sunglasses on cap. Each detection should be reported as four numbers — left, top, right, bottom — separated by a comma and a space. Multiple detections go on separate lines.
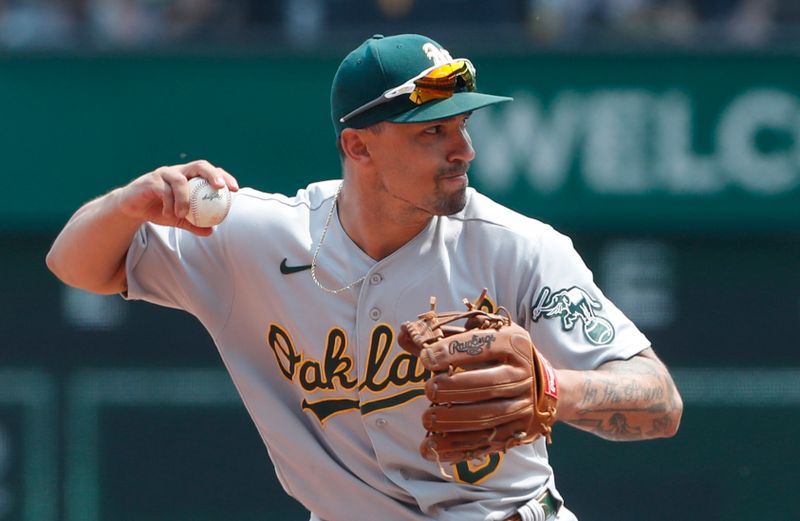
339, 59, 477, 124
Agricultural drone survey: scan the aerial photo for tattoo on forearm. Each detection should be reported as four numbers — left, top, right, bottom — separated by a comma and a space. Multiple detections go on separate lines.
568, 357, 680, 440
579, 378, 665, 408
649, 413, 674, 436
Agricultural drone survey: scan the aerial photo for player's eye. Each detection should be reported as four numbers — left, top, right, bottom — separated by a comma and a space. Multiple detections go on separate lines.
423, 125, 442, 135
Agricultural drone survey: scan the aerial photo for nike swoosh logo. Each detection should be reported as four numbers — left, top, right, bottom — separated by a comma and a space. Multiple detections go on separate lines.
280, 258, 312, 275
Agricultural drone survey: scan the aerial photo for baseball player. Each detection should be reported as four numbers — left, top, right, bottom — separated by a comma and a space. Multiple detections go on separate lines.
47, 34, 683, 521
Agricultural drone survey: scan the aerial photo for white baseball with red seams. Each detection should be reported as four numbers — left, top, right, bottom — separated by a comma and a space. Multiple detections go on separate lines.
186, 177, 232, 228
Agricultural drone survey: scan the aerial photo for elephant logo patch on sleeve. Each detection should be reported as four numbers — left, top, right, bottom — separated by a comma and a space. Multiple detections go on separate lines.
532, 286, 615, 345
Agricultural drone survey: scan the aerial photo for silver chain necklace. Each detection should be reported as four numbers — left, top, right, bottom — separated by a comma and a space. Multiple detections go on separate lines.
310, 183, 367, 294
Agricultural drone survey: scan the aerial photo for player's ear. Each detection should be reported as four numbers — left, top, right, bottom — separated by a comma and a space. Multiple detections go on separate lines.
339, 129, 372, 165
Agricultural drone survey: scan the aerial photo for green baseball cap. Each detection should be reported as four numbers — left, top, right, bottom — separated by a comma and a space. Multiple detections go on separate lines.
331, 34, 512, 136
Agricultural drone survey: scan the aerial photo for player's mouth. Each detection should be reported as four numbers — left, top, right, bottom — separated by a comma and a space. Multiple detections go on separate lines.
438, 163, 470, 184
444, 173, 467, 184
440, 172, 468, 187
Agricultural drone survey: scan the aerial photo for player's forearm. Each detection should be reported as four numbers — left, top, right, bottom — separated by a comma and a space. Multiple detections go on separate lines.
555, 349, 683, 441
46, 189, 143, 295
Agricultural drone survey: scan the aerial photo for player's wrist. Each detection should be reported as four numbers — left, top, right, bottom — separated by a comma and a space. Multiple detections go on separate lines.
547, 368, 582, 424
108, 186, 152, 225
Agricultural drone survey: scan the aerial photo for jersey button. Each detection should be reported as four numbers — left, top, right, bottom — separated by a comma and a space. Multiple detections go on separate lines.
375, 418, 388, 428
369, 273, 383, 285
369, 308, 381, 320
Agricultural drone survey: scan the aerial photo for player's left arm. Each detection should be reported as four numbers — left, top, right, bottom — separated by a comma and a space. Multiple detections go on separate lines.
554, 348, 683, 441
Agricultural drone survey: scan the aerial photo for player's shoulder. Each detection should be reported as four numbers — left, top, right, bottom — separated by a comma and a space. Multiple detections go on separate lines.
217, 180, 338, 238
232, 180, 339, 213
224, 180, 336, 226
455, 189, 555, 242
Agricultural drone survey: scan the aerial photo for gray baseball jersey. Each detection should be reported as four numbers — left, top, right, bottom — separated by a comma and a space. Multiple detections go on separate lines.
124, 180, 650, 521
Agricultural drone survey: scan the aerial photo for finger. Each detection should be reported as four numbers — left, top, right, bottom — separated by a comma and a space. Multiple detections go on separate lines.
176, 218, 214, 237
159, 169, 191, 219
420, 436, 494, 463
426, 366, 531, 402
398, 317, 446, 356
173, 177, 191, 220
160, 180, 175, 219
215, 166, 240, 192
420, 422, 529, 461
182, 160, 231, 190
421, 436, 490, 462
423, 397, 533, 432
397, 323, 423, 357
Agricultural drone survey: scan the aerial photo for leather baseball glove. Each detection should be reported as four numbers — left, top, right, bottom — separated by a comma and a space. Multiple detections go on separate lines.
398, 291, 558, 466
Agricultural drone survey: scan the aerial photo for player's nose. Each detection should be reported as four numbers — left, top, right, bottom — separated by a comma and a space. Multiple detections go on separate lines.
448, 126, 475, 164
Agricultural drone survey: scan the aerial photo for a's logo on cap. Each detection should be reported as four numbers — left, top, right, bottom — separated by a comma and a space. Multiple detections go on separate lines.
422, 43, 454, 65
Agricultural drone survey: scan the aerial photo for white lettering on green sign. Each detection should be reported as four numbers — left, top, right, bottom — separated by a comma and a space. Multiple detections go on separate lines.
471, 88, 800, 196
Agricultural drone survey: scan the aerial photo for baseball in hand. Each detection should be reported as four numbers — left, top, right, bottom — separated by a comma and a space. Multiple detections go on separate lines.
186, 177, 233, 228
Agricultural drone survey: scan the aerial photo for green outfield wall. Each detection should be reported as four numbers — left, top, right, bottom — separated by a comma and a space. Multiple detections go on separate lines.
2, 52, 799, 233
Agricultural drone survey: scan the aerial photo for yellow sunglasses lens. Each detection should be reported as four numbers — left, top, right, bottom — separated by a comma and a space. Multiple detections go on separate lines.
409, 61, 475, 105
426, 61, 469, 79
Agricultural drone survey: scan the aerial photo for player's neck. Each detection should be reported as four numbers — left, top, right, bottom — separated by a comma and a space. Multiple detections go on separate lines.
337, 181, 431, 261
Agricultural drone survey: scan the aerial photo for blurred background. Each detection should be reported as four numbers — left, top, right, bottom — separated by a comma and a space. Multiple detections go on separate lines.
1, 0, 799, 520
